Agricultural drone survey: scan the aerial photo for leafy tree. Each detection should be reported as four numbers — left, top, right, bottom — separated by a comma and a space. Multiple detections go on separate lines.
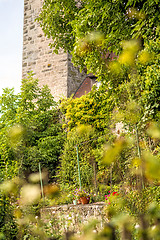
0, 89, 19, 182
38, 0, 159, 75
0, 73, 65, 182
0, 88, 19, 127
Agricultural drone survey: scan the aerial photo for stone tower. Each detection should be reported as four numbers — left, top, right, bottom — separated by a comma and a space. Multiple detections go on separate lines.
22, 0, 86, 101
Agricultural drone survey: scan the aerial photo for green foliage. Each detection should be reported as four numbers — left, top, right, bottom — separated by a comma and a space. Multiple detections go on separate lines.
124, 186, 160, 216
0, 72, 65, 182
0, 175, 61, 240
38, 0, 159, 76
39, 0, 160, 136
59, 38, 160, 198
37, 0, 79, 53
107, 38, 160, 138
60, 84, 115, 131
0, 1, 159, 239
58, 125, 108, 190
0, 194, 18, 239
0, 88, 19, 126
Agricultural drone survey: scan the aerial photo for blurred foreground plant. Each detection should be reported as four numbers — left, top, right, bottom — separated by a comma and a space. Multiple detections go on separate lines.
0, 172, 60, 240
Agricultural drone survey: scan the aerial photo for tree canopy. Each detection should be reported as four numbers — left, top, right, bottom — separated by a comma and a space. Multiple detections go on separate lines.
0, 73, 65, 182
38, 0, 160, 191
38, 0, 159, 75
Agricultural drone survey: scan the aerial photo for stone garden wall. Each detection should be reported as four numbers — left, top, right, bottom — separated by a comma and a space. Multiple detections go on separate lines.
41, 203, 107, 235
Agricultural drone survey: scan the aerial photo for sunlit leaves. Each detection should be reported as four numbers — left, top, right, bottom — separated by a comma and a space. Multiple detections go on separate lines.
147, 122, 160, 139
125, 101, 141, 125
0, 178, 21, 196
113, 100, 142, 127
37, 0, 78, 52
28, 172, 48, 184
8, 124, 24, 148
75, 31, 105, 56
131, 157, 142, 175
143, 151, 160, 182
108, 61, 122, 76
119, 39, 141, 67
103, 139, 126, 165
76, 124, 93, 138
138, 50, 152, 65
60, 87, 114, 131
20, 184, 41, 205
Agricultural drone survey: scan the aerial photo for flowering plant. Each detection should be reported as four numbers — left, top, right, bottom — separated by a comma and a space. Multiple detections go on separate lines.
105, 191, 119, 205
73, 188, 90, 199
69, 191, 77, 200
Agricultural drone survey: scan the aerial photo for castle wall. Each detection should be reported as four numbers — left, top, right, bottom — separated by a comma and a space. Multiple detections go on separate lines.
22, 0, 86, 101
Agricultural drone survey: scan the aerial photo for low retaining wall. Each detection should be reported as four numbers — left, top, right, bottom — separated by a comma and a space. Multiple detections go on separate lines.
41, 202, 107, 234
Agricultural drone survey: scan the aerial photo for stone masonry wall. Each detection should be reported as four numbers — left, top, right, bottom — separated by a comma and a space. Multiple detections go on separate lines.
41, 203, 107, 234
22, 0, 86, 101
67, 54, 86, 99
